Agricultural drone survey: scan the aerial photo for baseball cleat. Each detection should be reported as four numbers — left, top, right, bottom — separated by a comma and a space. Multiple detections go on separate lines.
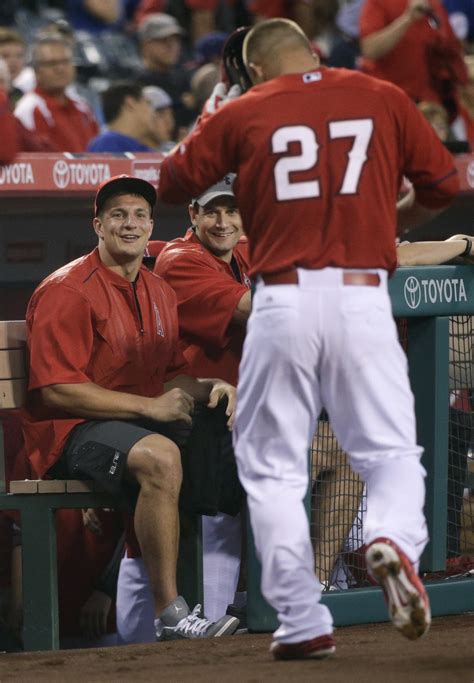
270, 634, 336, 661
365, 537, 431, 640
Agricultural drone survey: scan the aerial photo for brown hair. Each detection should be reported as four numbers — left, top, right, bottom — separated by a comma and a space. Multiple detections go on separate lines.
0, 27, 26, 48
243, 18, 311, 71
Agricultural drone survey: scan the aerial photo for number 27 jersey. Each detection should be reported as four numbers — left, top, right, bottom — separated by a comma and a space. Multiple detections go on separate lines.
159, 68, 459, 276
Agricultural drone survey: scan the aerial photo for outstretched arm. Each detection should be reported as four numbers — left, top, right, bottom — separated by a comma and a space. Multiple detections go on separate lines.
361, 0, 431, 60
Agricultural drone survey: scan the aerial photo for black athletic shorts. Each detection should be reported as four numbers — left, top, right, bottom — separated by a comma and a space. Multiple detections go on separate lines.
48, 419, 188, 509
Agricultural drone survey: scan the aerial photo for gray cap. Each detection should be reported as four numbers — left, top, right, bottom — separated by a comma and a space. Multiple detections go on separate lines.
138, 13, 184, 42
143, 85, 173, 110
195, 174, 236, 207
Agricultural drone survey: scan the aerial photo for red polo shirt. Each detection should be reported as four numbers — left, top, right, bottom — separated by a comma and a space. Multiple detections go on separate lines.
154, 229, 251, 385
24, 248, 187, 477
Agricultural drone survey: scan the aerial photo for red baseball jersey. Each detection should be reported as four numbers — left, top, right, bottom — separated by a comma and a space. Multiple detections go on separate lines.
158, 68, 459, 277
359, 0, 467, 106
24, 248, 187, 477
155, 230, 251, 385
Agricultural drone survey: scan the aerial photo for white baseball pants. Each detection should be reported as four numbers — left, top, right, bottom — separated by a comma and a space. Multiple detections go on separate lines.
234, 267, 428, 644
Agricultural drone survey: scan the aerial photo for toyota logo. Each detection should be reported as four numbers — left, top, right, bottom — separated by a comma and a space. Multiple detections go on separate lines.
404, 276, 421, 309
53, 160, 70, 188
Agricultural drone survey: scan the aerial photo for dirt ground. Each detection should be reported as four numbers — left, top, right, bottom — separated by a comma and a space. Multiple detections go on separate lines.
0, 614, 472, 683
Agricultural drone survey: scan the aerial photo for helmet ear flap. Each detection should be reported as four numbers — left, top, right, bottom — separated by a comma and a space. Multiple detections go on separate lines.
221, 26, 253, 93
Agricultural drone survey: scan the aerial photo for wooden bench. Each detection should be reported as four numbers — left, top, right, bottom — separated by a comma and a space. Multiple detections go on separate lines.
0, 320, 202, 651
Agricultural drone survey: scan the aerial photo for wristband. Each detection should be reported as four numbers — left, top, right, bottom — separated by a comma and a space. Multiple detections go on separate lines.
461, 238, 472, 257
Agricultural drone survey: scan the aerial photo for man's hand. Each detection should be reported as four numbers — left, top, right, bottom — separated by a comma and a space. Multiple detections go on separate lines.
203, 82, 242, 116
406, 0, 431, 22
147, 387, 194, 424
82, 508, 102, 535
446, 234, 474, 259
80, 590, 112, 639
208, 381, 236, 429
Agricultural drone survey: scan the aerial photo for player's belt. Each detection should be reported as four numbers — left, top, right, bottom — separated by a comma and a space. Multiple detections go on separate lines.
261, 270, 380, 287
343, 272, 380, 287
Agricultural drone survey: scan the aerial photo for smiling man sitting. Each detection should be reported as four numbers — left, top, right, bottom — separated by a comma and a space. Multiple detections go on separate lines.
23, 174, 239, 642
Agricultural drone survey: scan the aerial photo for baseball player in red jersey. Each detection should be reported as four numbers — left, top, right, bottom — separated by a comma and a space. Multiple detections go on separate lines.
157, 19, 460, 659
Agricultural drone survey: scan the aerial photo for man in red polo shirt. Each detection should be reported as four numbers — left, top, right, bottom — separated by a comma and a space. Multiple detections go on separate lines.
156, 176, 250, 622
14, 34, 98, 152
156, 175, 250, 386
23, 174, 239, 641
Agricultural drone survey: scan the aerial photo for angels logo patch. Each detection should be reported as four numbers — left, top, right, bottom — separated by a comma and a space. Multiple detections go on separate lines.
153, 302, 164, 337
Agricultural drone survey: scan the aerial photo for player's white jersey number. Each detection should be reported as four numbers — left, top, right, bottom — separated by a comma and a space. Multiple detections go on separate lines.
271, 119, 374, 201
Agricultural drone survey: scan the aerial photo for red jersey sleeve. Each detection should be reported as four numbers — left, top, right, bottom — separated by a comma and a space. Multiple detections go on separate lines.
359, 0, 390, 38
158, 102, 241, 204
395, 87, 460, 208
155, 247, 247, 348
27, 284, 95, 390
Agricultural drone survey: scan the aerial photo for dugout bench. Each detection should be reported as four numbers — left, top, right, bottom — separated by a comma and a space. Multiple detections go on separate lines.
0, 320, 202, 651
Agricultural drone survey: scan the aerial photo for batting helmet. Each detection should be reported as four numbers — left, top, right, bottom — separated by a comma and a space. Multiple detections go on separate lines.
221, 26, 252, 93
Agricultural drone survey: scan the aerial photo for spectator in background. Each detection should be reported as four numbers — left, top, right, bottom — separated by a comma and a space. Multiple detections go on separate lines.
190, 62, 219, 116
0, 28, 34, 103
137, 13, 197, 136
0, 56, 10, 94
142, 85, 176, 152
194, 31, 228, 66
444, 0, 474, 49
0, 58, 20, 165
328, 0, 363, 69
14, 35, 99, 153
247, 0, 317, 38
87, 81, 157, 152
65, 0, 136, 34
360, 0, 468, 121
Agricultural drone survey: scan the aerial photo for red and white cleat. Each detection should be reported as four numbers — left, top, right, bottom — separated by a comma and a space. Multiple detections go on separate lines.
366, 537, 431, 640
270, 634, 336, 661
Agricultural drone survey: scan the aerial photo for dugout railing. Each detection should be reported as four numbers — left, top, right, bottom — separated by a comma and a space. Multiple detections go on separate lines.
247, 264, 474, 631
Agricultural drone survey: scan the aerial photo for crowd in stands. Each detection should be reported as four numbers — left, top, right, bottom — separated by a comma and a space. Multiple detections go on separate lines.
0, 0, 472, 155
0, 0, 473, 652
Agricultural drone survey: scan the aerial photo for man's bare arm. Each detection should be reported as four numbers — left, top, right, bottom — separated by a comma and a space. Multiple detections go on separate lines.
360, 0, 429, 60
232, 290, 252, 326
41, 382, 194, 424
397, 238, 473, 266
